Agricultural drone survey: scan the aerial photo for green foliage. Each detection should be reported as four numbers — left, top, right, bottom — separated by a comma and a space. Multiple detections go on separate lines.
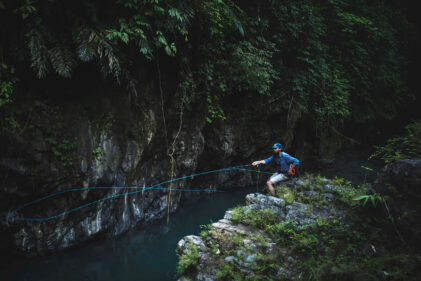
242, 208, 277, 230
177, 243, 200, 275
369, 121, 421, 163
199, 223, 211, 240
206, 93, 226, 123
215, 251, 280, 280
199, 37, 279, 122
203, 0, 244, 38
0, 62, 16, 116
353, 193, 383, 207
0, 76, 22, 134
260, 0, 412, 127
276, 185, 295, 204
275, 173, 364, 207
215, 263, 243, 281
0, 80, 13, 108
329, 176, 352, 189
0, 0, 416, 135
192, 0, 280, 122
228, 206, 244, 223
2, 0, 192, 81
45, 136, 76, 167
228, 41, 278, 95
92, 147, 103, 158
361, 166, 374, 172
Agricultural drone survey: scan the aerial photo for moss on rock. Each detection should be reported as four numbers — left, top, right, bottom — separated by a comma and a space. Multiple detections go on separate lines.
177, 173, 421, 280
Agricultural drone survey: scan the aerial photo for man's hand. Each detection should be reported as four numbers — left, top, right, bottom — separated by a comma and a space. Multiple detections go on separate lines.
252, 160, 264, 166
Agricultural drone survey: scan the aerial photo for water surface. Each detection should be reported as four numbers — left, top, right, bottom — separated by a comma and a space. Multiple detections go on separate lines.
5, 187, 255, 281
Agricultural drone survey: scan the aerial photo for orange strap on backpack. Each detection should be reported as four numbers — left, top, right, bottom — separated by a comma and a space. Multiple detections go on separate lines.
289, 164, 296, 176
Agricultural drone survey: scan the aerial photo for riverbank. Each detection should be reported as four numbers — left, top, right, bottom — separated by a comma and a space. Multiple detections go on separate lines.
176, 161, 421, 280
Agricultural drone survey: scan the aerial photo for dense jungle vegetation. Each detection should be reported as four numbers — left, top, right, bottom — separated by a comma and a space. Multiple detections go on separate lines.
0, 0, 420, 147
1, 1, 420, 280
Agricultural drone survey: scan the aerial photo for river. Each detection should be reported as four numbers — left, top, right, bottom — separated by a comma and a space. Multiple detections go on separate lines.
4, 187, 255, 281
3, 153, 378, 281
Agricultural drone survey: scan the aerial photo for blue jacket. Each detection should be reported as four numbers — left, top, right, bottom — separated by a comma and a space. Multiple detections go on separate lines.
264, 152, 299, 173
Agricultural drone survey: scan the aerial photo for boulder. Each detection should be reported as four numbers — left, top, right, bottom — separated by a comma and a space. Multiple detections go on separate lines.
372, 159, 421, 247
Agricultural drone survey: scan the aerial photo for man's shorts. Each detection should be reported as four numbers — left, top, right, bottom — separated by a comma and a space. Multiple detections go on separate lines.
269, 172, 288, 184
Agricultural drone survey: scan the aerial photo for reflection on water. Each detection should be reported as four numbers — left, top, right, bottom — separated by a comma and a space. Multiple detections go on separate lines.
5, 187, 254, 281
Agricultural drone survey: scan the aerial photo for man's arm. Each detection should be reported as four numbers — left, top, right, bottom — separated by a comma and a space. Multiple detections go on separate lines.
284, 153, 299, 166
252, 160, 265, 166
284, 153, 299, 175
252, 156, 273, 166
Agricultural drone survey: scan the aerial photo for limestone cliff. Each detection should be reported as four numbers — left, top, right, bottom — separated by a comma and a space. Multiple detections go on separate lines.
0, 88, 306, 256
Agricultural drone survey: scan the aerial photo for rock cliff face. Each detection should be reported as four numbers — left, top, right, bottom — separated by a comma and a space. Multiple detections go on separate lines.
0, 93, 196, 255
0, 89, 306, 256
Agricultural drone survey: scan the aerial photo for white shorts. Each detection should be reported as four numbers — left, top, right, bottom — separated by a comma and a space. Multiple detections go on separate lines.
269, 172, 288, 184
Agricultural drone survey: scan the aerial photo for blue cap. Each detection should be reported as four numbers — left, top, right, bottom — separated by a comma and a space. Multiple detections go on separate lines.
272, 143, 282, 149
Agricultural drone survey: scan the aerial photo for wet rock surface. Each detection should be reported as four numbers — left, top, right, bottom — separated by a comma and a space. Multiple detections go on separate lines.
176, 176, 348, 281
176, 160, 421, 280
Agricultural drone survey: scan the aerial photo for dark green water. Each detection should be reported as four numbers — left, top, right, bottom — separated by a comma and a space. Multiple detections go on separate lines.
5, 187, 256, 281
314, 151, 380, 185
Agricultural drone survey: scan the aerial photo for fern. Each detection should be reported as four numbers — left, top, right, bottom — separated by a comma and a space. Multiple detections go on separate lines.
73, 26, 122, 80
98, 38, 121, 80
27, 24, 76, 79
73, 26, 98, 62
49, 43, 76, 78
26, 27, 50, 78
353, 193, 383, 207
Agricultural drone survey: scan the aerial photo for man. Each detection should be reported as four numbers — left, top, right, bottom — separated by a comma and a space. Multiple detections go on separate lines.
252, 142, 299, 196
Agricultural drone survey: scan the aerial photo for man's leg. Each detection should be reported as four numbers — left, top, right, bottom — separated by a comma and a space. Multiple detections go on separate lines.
266, 179, 276, 195
267, 173, 288, 196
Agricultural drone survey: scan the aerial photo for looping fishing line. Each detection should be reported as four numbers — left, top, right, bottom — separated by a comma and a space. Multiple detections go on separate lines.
9, 164, 263, 223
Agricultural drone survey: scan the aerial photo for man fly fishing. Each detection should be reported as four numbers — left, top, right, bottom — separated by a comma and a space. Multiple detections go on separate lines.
252, 142, 299, 196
